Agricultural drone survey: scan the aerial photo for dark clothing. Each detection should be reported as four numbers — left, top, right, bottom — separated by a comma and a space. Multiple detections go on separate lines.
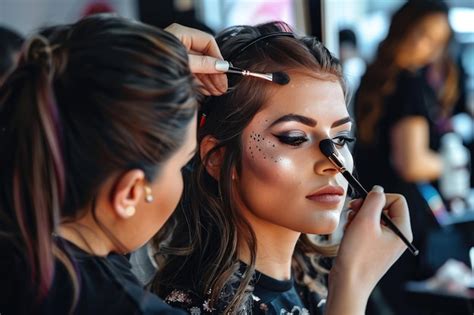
0, 235, 185, 315
354, 69, 441, 249
252, 270, 324, 315
354, 69, 443, 314
162, 265, 325, 315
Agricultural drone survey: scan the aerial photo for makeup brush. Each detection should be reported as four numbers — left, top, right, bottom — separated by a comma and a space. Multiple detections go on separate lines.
319, 139, 419, 256
215, 60, 290, 85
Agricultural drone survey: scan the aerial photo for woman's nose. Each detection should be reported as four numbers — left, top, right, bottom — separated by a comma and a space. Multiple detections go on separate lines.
313, 142, 339, 176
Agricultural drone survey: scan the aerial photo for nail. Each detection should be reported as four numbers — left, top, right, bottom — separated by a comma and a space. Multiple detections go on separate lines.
215, 60, 230, 72
372, 185, 384, 193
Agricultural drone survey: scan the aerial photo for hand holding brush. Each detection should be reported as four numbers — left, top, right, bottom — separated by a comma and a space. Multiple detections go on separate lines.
319, 138, 418, 256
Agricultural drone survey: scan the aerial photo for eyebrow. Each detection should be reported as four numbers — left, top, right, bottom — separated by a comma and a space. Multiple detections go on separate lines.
331, 117, 352, 128
269, 114, 317, 127
269, 114, 352, 129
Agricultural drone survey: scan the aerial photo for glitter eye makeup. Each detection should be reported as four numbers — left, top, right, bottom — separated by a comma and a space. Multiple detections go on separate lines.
249, 130, 281, 163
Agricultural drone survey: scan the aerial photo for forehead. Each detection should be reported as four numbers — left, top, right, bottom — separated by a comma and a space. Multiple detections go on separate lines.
418, 13, 450, 37
254, 73, 348, 125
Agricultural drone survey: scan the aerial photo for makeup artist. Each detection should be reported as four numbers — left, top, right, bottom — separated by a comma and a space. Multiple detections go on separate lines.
354, 1, 453, 313
0, 15, 228, 314
151, 21, 412, 315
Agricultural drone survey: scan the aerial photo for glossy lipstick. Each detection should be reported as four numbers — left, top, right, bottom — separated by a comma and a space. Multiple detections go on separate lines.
306, 185, 344, 205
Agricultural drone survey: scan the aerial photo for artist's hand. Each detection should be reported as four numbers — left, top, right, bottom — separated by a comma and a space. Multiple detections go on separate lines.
165, 23, 227, 96
325, 186, 412, 315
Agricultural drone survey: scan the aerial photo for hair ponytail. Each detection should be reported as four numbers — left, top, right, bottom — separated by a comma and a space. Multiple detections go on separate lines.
0, 35, 65, 301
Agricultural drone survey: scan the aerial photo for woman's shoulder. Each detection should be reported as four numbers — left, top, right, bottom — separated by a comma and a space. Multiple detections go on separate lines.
0, 235, 36, 314
50, 237, 187, 314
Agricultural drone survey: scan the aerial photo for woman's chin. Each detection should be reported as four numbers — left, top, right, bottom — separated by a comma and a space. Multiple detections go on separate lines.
295, 215, 340, 235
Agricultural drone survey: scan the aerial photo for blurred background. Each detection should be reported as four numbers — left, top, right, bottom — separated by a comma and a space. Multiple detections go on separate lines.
1, 0, 472, 114
1, 0, 473, 314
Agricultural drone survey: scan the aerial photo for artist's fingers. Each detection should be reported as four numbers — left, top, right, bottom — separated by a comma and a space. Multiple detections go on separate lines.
165, 23, 228, 93
344, 198, 363, 231
380, 193, 413, 242
382, 210, 389, 226
165, 23, 223, 60
195, 73, 223, 96
344, 209, 356, 231
187, 55, 228, 93
205, 72, 227, 93
187, 54, 225, 74
193, 76, 211, 96
356, 186, 386, 229
348, 198, 363, 211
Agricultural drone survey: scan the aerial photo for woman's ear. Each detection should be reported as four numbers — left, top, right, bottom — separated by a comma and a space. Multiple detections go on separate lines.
200, 135, 225, 180
111, 170, 145, 219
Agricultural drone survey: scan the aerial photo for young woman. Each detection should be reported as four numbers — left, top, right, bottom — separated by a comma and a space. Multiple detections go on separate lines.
354, 1, 452, 313
151, 22, 412, 315
0, 14, 226, 314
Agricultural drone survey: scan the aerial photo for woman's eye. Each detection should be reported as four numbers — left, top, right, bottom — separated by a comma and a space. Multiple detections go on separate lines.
274, 134, 309, 146
332, 135, 355, 147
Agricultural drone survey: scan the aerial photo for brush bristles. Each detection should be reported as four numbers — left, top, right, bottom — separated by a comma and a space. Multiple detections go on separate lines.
319, 139, 336, 157
272, 72, 290, 85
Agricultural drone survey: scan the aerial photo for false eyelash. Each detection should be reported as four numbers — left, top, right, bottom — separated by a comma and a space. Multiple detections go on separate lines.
274, 134, 309, 146
332, 136, 356, 147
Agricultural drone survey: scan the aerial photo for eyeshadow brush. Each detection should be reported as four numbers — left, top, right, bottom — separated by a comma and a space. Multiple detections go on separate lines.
319, 139, 419, 256
215, 60, 290, 85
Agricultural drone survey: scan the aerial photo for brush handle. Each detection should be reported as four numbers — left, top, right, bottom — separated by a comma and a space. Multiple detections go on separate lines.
342, 170, 419, 256
227, 66, 273, 82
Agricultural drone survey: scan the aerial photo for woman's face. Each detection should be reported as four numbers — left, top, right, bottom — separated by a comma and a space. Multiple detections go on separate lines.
398, 13, 451, 69
234, 73, 352, 235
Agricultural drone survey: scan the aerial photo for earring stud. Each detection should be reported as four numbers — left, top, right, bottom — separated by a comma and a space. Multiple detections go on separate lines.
144, 186, 154, 203
124, 206, 136, 217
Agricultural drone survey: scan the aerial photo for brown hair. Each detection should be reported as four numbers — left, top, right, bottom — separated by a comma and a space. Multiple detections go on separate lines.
0, 14, 196, 307
152, 21, 344, 313
356, 0, 450, 144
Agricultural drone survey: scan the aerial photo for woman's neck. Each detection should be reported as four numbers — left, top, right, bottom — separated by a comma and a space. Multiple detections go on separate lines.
239, 208, 301, 281
58, 211, 115, 257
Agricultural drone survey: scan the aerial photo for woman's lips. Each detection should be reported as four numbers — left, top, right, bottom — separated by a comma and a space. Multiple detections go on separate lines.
306, 185, 344, 204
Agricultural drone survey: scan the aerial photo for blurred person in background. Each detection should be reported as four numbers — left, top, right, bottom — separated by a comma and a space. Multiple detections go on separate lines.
354, 1, 453, 314
338, 28, 366, 104
339, 28, 367, 144
423, 43, 474, 187
0, 25, 24, 86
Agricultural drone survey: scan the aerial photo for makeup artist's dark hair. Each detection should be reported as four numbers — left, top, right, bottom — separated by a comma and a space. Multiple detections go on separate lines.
0, 14, 196, 307
151, 21, 345, 313
356, 0, 450, 144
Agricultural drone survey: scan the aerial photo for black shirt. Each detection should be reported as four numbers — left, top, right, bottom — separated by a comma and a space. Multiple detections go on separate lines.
251, 270, 314, 315
0, 235, 186, 315
354, 69, 441, 239
162, 266, 325, 314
